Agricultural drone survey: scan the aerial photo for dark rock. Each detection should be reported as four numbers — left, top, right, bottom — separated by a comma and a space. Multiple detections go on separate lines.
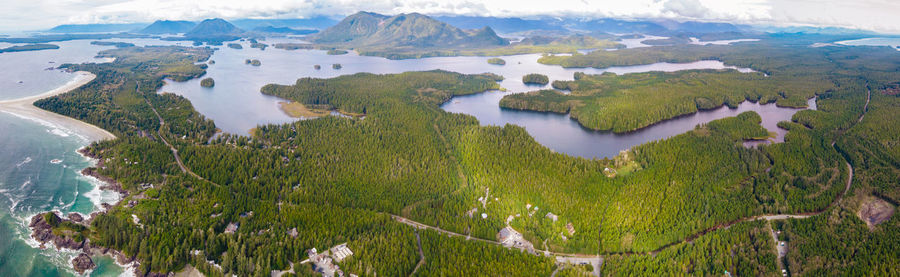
68, 213, 84, 222
72, 253, 96, 274
29, 212, 85, 250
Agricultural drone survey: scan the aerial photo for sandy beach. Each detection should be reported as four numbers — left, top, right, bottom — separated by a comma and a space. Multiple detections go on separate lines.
0, 71, 116, 142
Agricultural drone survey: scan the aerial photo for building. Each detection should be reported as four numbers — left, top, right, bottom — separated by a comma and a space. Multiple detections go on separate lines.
330, 243, 354, 262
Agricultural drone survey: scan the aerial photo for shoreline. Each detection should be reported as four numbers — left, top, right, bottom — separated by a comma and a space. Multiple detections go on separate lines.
0, 71, 116, 142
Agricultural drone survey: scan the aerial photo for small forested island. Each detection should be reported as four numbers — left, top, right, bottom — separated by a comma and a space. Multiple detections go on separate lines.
332, 63, 342, 69
250, 42, 268, 50
226, 43, 242, 49
200, 77, 215, 88
245, 59, 261, 66
326, 49, 349, 55
487, 57, 506, 65
273, 43, 314, 50
89, 41, 135, 48
0, 43, 59, 53
522, 73, 549, 85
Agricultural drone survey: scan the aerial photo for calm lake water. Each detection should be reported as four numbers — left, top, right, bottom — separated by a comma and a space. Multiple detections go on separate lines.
159, 38, 754, 137
0, 36, 815, 275
836, 37, 900, 50
158, 39, 803, 159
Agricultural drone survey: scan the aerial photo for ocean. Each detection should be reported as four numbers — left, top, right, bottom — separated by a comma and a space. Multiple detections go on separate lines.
0, 41, 124, 276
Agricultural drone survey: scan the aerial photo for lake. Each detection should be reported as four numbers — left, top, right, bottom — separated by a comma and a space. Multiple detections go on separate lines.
158, 38, 755, 138
836, 37, 900, 50
158, 39, 805, 159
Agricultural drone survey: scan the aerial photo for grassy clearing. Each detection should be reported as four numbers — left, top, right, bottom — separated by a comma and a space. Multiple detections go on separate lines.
278, 101, 331, 118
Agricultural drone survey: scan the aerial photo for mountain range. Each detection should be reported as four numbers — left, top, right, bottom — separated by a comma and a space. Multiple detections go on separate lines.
47, 23, 146, 33
312, 12, 508, 48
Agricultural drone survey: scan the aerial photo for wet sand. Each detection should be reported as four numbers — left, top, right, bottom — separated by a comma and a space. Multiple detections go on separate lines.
0, 71, 116, 142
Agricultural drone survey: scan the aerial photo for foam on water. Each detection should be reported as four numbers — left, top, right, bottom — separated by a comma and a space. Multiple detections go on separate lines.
16, 156, 32, 167
2, 111, 89, 143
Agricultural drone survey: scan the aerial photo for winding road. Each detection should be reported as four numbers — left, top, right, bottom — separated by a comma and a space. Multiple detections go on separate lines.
144, 94, 207, 181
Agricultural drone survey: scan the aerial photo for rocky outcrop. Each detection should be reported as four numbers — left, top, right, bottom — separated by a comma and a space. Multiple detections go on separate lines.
68, 212, 84, 223
30, 212, 140, 274
29, 212, 85, 250
72, 253, 96, 274
77, 147, 127, 196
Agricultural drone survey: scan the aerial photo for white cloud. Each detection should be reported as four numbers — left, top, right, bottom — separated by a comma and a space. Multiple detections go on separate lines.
0, 0, 897, 33
662, 0, 711, 18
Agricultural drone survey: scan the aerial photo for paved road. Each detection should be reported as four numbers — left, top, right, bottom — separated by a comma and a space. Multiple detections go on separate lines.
144, 95, 207, 181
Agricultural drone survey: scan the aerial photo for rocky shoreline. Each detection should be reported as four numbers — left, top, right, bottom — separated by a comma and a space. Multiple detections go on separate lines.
27, 146, 150, 276
29, 211, 136, 275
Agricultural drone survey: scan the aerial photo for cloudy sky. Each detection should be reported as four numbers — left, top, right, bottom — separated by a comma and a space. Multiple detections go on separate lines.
2, 0, 899, 33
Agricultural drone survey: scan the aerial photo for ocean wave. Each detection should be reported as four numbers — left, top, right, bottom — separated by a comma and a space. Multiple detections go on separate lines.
48, 128, 71, 137
16, 156, 32, 167
1, 111, 90, 143
19, 179, 31, 190
79, 174, 120, 211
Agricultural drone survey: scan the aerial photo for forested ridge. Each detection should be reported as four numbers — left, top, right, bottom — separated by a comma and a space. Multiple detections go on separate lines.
30, 37, 900, 276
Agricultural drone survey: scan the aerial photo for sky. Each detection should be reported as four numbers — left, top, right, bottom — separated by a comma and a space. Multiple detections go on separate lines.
1, 0, 899, 33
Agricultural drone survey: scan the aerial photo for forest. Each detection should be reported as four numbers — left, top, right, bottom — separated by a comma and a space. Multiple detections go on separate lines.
30, 36, 900, 276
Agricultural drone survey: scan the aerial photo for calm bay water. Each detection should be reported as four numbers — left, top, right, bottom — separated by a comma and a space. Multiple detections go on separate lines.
0, 40, 114, 101
159, 39, 754, 136
159, 40, 800, 159
836, 37, 900, 50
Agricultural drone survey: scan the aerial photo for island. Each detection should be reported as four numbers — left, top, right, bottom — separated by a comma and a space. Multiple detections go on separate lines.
0, 43, 60, 53
314, 64, 321, 70
250, 42, 268, 50
227, 43, 243, 49
326, 49, 349, 55
487, 57, 506, 65
332, 63, 342, 69
200, 77, 215, 88
245, 59, 261, 66
522, 73, 549, 85
89, 41, 135, 48
273, 43, 314, 50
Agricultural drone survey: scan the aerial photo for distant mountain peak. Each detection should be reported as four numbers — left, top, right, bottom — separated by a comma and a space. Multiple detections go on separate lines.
140, 20, 195, 34
184, 18, 243, 40
312, 12, 508, 48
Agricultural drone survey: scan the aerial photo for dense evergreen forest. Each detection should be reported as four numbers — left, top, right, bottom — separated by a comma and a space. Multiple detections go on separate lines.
31, 36, 899, 276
